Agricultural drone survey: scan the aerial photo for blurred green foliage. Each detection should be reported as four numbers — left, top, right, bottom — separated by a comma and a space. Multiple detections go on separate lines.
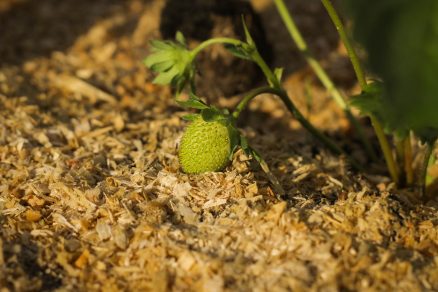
346, 0, 438, 142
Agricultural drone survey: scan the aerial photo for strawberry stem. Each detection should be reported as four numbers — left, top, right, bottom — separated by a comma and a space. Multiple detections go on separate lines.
233, 86, 363, 171
189, 35, 362, 170
320, 0, 366, 88
190, 38, 242, 59
371, 116, 399, 185
232, 86, 272, 119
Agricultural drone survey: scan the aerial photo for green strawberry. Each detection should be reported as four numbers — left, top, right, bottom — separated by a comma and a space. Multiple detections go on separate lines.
179, 118, 233, 174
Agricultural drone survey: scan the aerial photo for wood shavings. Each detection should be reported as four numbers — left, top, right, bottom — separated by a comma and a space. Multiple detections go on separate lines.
264, 201, 287, 224
96, 219, 112, 241
50, 73, 117, 104
203, 198, 228, 209
1, 1, 438, 290
74, 249, 90, 269
24, 209, 42, 222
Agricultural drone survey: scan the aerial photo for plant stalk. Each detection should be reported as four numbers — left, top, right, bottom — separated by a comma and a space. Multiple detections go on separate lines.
419, 142, 435, 197
320, 0, 366, 88
319, 0, 410, 185
403, 136, 414, 186
191, 38, 242, 58
232, 86, 272, 119
427, 150, 437, 186
273, 0, 376, 161
248, 49, 345, 156
233, 86, 362, 170
254, 150, 285, 198
250, 50, 281, 88
371, 116, 399, 185
191, 34, 361, 170
273, 0, 346, 107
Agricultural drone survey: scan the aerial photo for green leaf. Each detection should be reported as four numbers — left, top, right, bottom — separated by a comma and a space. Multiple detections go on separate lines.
240, 135, 249, 151
227, 125, 241, 160
149, 60, 174, 72
182, 114, 200, 121
144, 52, 173, 68
149, 39, 173, 51
176, 93, 209, 110
223, 18, 257, 61
152, 67, 179, 85
144, 33, 195, 94
175, 31, 186, 46
350, 81, 408, 137
346, 0, 438, 141
248, 147, 262, 163
350, 82, 384, 117
224, 44, 252, 60
241, 16, 255, 46
274, 67, 284, 82
201, 108, 226, 122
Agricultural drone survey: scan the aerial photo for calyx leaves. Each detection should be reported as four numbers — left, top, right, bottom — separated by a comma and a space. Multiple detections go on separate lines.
143, 31, 194, 95
176, 92, 209, 110
224, 18, 257, 61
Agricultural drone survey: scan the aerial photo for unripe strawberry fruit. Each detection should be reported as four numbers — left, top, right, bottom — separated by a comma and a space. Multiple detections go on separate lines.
179, 118, 231, 174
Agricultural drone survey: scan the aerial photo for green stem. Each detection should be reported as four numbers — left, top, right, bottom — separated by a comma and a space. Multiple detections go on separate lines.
233, 86, 362, 170
273, 0, 375, 162
190, 34, 361, 169
426, 148, 437, 187
320, 0, 409, 183
371, 116, 399, 184
232, 86, 273, 119
253, 46, 363, 169
244, 50, 345, 156
250, 49, 281, 88
191, 38, 242, 58
345, 110, 377, 161
276, 88, 345, 157
419, 142, 435, 197
259, 158, 285, 198
320, 0, 366, 88
273, 0, 346, 108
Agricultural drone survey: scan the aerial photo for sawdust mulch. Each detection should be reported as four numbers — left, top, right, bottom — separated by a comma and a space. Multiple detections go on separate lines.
1, 0, 438, 291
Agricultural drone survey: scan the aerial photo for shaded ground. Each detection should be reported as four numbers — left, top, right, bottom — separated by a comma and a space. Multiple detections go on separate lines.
1, 0, 438, 291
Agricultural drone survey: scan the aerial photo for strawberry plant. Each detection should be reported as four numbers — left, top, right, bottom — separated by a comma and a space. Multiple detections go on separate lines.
145, 21, 353, 196
322, 0, 437, 196
145, 0, 438, 198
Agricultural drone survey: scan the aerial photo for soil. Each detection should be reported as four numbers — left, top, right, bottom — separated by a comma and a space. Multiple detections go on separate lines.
1, 0, 438, 291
